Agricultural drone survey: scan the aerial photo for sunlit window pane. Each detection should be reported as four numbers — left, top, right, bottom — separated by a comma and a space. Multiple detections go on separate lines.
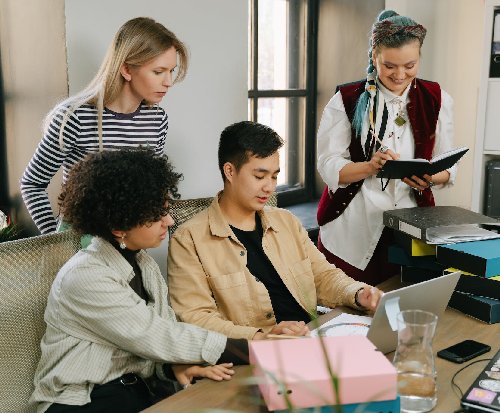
257, 97, 305, 188
249, 0, 313, 203
257, 0, 306, 90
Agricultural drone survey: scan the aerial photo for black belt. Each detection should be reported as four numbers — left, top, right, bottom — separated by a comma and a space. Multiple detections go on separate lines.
101, 373, 142, 387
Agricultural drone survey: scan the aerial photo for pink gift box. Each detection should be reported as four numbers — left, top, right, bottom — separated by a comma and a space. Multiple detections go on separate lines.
249, 335, 397, 411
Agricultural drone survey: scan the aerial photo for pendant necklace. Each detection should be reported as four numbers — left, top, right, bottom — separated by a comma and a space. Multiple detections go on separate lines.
394, 100, 406, 127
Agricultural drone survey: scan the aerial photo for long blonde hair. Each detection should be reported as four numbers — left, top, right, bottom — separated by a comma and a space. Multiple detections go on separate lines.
47, 17, 188, 150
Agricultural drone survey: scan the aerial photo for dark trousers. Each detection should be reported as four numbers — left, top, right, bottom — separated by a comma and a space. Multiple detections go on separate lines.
317, 227, 399, 285
45, 374, 155, 413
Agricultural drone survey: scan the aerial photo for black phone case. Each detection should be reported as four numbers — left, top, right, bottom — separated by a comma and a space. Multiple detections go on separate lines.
437, 343, 491, 364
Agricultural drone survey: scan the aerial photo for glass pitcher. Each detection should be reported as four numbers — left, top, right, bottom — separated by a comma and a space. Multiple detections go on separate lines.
392, 310, 438, 413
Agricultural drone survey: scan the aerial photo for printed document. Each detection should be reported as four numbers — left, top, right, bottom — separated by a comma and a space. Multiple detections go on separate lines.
310, 313, 373, 337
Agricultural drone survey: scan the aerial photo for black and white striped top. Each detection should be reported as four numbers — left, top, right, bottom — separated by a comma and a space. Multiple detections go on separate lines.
21, 103, 168, 234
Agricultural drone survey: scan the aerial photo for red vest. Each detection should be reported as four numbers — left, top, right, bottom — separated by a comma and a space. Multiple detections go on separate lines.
317, 79, 441, 227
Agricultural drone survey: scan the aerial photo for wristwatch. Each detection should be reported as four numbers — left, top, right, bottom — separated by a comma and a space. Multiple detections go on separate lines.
354, 288, 364, 308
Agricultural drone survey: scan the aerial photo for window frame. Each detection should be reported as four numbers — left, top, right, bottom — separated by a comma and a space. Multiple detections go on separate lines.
248, 0, 318, 207
0, 48, 8, 214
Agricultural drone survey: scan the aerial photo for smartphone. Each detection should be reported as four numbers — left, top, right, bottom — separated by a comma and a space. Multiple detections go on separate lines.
437, 340, 491, 364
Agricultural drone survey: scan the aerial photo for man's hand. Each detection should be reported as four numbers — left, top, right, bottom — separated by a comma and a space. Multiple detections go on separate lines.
356, 286, 383, 311
252, 320, 309, 340
270, 320, 309, 336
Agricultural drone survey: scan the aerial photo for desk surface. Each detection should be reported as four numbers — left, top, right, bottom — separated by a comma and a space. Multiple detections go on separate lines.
143, 276, 499, 413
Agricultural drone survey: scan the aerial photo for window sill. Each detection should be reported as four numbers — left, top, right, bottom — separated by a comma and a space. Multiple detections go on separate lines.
283, 199, 319, 243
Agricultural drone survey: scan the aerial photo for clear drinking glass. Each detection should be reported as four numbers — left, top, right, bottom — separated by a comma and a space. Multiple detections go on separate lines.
392, 310, 438, 412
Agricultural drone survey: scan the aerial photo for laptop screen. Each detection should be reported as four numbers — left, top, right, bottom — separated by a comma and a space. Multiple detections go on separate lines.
310, 272, 461, 354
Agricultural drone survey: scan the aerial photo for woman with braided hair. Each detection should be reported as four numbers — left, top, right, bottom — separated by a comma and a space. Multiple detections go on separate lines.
316, 10, 456, 284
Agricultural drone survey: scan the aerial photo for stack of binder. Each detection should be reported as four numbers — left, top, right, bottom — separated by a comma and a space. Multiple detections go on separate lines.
389, 231, 443, 284
383, 206, 500, 324
438, 241, 500, 324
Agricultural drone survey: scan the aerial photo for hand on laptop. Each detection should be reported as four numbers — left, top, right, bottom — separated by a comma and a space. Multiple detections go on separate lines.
356, 286, 383, 311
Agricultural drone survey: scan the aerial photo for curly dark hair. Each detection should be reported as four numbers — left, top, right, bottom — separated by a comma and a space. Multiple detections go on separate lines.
58, 148, 182, 240
218, 121, 284, 181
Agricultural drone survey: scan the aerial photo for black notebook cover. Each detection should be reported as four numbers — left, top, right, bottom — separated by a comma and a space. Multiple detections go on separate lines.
383, 206, 499, 242
376, 147, 468, 179
461, 349, 500, 412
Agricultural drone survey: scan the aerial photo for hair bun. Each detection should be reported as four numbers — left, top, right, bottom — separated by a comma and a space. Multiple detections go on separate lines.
377, 9, 399, 22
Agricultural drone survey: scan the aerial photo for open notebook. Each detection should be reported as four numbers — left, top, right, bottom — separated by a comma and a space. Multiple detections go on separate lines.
376, 146, 468, 180
311, 272, 461, 354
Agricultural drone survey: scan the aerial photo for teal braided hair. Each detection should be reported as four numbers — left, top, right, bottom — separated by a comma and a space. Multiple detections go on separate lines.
351, 10, 427, 137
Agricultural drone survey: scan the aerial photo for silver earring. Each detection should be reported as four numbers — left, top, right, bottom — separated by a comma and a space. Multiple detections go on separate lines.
119, 235, 126, 250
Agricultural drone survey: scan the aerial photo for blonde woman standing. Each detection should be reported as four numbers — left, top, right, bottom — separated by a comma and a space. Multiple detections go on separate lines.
21, 17, 188, 234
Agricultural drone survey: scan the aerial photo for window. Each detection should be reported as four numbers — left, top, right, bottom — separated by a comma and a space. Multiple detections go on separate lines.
248, 0, 318, 206
0, 48, 8, 214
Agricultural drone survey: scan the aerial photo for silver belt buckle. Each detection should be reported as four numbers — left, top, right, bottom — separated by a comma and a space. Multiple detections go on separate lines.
120, 374, 138, 386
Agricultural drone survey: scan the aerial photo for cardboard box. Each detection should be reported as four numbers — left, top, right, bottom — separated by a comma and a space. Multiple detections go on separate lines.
249, 335, 397, 411
437, 239, 500, 278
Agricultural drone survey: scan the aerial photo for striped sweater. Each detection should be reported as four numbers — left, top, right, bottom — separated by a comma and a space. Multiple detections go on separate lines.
21, 104, 168, 234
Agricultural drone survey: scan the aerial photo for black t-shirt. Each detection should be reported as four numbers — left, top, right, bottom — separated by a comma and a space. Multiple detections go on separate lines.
112, 240, 149, 303
230, 214, 310, 323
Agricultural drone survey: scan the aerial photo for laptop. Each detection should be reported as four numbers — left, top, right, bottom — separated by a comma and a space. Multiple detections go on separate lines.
312, 271, 461, 354
460, 349, 500, 412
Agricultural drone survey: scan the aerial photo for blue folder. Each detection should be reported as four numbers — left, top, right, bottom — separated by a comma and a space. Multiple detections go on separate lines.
437, 238, 500, 278
275, 397, 400, 413
388, 245, 444, 271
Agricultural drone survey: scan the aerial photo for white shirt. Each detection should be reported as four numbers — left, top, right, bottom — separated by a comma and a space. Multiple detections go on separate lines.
317, 82, 455, 270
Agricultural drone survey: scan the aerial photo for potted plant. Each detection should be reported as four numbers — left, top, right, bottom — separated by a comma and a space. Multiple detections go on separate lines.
0, 210, 21, 242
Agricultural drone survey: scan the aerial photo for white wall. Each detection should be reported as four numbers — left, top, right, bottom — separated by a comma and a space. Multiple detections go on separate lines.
385, 0, 485, 209
315, 0, 384, 191
0, 0, 67, 234
65, 0, 248, 198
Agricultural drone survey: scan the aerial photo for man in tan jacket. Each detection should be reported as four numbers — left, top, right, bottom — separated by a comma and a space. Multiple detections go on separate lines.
167, 121, 382, 340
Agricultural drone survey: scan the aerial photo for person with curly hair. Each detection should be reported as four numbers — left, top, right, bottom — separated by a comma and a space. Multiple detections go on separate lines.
21, 17, 188, 235
30, 149, 248, 413
316, 10, 456, 284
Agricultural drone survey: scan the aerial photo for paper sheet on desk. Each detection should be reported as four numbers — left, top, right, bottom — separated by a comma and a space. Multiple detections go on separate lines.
310, 313, 372, 337
426, 224, 500, 244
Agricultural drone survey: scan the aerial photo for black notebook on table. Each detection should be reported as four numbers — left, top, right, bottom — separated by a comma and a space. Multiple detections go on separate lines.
376, 146, 468, 179
461, 349, 500, 412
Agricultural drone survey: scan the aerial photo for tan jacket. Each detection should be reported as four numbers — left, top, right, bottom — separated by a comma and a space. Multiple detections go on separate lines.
168, 196, 366, 340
